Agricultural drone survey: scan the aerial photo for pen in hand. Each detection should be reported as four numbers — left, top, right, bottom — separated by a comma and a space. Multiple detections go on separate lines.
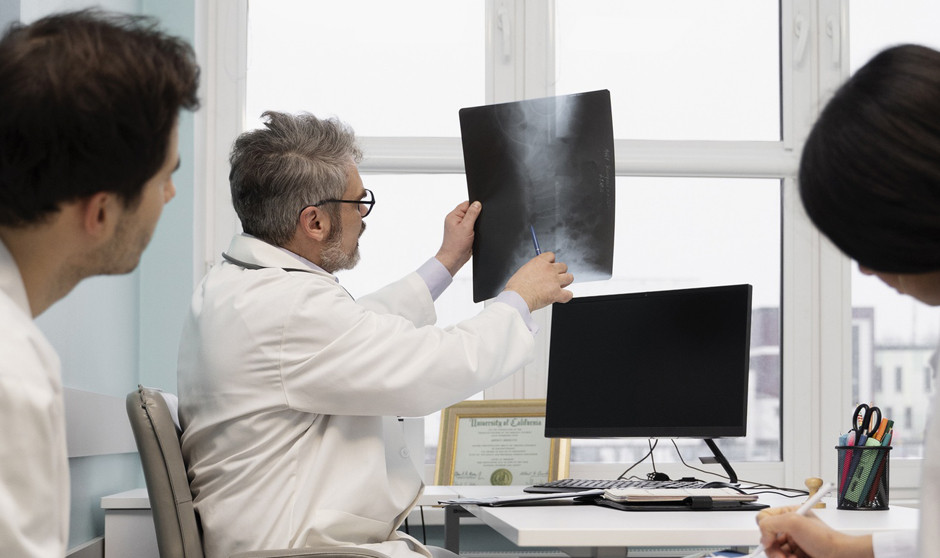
744, 482, 834, 558
530, 225, 542, 255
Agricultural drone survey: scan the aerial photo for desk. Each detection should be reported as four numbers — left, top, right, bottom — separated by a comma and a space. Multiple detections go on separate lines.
100, 489, 159, 558
450, 486, 919, 557
101, 486, 458, 558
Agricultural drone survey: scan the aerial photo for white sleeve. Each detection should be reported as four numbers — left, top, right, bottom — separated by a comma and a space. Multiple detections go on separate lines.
356, 272, 437, 326
0, 362, 68, 558
281, 292, 535, 417
872, 530, 917, 558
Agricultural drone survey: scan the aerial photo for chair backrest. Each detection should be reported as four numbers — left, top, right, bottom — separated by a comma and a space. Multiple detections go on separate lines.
126, 385, 205, 558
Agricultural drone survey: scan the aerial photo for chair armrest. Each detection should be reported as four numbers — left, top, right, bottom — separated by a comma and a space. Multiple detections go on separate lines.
232, 547, 392, 558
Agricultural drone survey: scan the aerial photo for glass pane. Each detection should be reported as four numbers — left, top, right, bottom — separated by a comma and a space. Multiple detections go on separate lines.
848, 0, 940, 460
246, 1, 484, 136
335, 174, 482, 466
555, 0, 781, 141
851, 271, 939, 459
849, 0, 940, 67
568, 178, 782, 463
337, 174, 481, 326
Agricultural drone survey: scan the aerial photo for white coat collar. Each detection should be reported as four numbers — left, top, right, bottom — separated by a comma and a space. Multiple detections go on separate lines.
0, 238, 31, 316
223, 234, 338, 282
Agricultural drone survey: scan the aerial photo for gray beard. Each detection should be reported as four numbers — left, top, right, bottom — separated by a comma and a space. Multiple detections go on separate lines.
319, 222, 364, 274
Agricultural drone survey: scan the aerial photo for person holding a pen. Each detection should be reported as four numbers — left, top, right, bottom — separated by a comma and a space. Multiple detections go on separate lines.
755, 44, 940, 558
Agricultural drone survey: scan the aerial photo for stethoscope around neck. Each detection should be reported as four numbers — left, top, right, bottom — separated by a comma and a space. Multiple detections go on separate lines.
220, 252, 355, 300
221, 252, 311, 274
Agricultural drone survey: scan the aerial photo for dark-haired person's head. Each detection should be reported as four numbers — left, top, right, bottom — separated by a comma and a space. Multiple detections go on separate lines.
0, 8, 200, 226
799, 44, 940, 304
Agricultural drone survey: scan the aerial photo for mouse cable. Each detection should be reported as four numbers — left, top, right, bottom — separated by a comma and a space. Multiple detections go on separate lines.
616, 438, 659, 479
669, 439, 729, 480
648, 438, 657, 475
669, 439, 809, 497
420, 504, 427, 544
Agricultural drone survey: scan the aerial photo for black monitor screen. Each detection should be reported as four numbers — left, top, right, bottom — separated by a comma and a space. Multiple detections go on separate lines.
545, 284, 752, 439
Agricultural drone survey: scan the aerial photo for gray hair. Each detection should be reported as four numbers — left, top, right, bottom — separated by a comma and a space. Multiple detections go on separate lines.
229, 110, 362, 246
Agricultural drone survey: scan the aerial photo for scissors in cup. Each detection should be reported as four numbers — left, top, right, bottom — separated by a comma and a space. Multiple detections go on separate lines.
850, 403, 882, 444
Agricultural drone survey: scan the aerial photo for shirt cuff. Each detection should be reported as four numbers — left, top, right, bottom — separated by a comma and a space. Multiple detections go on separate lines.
493, 291, 539, 335
872, 530, 917, 558
417, 258, 453, 301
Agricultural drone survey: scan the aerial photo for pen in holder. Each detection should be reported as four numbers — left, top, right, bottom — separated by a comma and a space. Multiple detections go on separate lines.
835, 444, 891, 510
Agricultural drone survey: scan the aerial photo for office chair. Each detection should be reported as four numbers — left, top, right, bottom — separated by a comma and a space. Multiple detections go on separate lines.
125, 385, 392, 558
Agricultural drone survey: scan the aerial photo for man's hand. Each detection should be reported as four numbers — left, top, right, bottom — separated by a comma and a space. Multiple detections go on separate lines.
503, 253, 574, 312
435, 201, 481, 276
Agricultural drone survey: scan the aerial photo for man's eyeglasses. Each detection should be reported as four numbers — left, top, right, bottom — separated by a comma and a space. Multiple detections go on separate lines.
306, 188, 375, 218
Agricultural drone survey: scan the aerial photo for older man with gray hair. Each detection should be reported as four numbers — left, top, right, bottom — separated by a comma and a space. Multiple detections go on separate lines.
178, 110, 573, 558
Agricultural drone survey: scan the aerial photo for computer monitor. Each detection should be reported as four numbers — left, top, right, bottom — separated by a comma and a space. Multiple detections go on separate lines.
545, 284, 753, 440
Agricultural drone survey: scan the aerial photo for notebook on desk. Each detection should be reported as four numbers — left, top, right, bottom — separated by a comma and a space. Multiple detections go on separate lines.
592, 488, 768, 512
438, 487, 763, 510
603, 487, 757, 503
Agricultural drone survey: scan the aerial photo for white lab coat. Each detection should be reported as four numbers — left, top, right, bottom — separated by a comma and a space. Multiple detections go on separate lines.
0, 241, 69, 557
869, 383, 939, 557
916, 382, 940, 557
870, 363, 940, 557
178, 234, 535, 558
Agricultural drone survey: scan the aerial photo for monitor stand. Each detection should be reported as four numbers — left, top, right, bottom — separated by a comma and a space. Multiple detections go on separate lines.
703, 438, 738, 484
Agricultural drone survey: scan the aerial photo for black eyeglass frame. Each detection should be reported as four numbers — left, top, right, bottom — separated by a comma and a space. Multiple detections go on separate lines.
303, 188, 375, 218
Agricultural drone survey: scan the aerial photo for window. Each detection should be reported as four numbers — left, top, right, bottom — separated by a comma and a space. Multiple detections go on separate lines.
243, 0, 785, 477
554, 0, 780, 141
245, 1, 484, 136
564, 176, 780, 463
199, 0, 932, 494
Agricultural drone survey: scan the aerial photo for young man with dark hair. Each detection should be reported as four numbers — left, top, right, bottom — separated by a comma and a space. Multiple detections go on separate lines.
0, 9, 200, 556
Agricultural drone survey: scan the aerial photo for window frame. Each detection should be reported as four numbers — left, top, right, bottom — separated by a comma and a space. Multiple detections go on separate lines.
196, 0, 923, 501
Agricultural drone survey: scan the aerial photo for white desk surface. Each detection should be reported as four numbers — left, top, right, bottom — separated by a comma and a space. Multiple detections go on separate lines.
451, 486, 919, 549
103, 485, 458, 510
420, 485, 459, 506
101, 488, 151, 509
103, 485, 918, 550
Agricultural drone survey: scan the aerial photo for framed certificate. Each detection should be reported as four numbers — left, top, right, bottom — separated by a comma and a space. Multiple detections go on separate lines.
434, 399, 570, 486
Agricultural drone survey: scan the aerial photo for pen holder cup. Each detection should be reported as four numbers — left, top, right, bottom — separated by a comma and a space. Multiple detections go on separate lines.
835, 445, 891, 510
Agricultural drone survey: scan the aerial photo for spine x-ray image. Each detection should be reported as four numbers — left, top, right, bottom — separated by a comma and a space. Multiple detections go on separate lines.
459, 90, 615, 302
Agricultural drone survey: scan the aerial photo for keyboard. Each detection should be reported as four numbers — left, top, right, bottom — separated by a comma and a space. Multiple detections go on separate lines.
524, 478, 707, 493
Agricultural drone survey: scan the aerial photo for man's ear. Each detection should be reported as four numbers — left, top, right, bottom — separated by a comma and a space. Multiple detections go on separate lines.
80, 192, 117, 239
298, 205, 330, 241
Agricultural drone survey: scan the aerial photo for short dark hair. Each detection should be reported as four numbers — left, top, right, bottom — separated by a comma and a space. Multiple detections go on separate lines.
229, 111, 362, 247
799, 44, 940, 273
0, 9, 200, 226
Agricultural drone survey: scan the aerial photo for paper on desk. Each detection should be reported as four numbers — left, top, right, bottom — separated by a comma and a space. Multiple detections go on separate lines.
439, 489, 604, 507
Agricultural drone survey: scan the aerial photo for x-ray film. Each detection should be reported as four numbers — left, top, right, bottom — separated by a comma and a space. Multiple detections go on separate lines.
459, 90, 615, 302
